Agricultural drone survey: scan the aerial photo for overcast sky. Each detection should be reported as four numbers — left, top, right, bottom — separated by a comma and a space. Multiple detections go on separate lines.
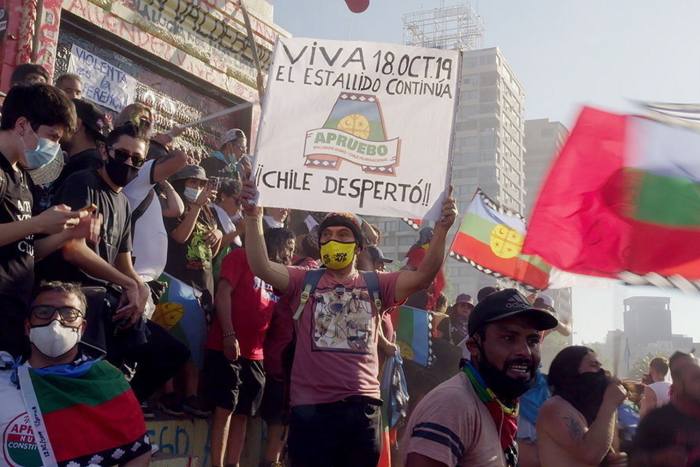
273, 0, 700, 344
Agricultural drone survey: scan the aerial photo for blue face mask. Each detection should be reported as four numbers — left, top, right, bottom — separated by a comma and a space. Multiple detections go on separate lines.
25, 138, 61, 170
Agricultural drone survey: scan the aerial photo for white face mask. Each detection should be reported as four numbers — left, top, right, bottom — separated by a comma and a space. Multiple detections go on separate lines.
29, 320, 82, 358
183, 186, 202, 203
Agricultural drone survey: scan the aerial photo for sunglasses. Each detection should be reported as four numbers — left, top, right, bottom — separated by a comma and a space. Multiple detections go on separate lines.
110, 147, 145, 168
30, 305, 84, 323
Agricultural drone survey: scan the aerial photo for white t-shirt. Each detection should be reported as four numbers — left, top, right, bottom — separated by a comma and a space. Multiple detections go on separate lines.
0, 353, 41, 467
124, 160, 167, 282
649, 381, 671, 407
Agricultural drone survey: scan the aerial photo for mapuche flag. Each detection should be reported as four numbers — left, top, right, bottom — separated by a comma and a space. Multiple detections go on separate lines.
524, 106, 700, 286
394, 305, 433, 367
16, 360, 150, 466
450, 189, 551, 290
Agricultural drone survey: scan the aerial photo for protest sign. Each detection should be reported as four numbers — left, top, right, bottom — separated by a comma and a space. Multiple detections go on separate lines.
68, 44, 137, 112
254, 37, 459, 218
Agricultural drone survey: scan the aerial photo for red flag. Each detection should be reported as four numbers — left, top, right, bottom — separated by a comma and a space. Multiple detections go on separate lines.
524, 106, 700, 283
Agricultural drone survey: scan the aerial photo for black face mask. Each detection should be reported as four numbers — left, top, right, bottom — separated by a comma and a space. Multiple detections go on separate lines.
559, 369, 610, 426
105, 157, 139, 187
476, 345, 536, 403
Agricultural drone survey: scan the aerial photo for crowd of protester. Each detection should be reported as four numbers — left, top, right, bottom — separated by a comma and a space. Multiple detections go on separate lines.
0, 63, 699, 467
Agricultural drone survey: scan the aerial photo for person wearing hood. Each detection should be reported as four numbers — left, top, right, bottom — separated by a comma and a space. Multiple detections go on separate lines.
401, 289, 559, 467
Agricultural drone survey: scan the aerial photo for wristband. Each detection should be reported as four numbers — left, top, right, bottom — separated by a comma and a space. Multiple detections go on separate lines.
222, 331, 236, 339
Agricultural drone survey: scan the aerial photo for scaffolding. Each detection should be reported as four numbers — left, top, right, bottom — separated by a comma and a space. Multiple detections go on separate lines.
402, 2, 484, 51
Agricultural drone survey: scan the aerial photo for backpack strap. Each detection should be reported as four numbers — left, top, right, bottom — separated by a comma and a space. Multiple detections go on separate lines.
130, 188, 155, 231
293, 268, 326, 321
360, 271, 383, 312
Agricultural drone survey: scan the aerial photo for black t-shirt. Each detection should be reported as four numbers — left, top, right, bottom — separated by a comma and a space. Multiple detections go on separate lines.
164, 206, 217, 298
56, 148, 103, 186
632, 402, 700, 467
37, 169, 132, 286
0, 152, 35, 318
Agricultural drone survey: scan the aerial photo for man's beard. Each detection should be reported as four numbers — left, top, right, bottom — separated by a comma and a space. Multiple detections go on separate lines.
556, 369, 610, 426
475, 349, 536, 403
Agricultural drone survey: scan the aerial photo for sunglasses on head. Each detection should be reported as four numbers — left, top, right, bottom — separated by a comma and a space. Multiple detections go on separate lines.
30, 305, 84, 324
110, 147, 145, 168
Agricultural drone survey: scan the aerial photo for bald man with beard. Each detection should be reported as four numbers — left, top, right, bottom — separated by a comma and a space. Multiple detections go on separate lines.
536, 346, 627, 467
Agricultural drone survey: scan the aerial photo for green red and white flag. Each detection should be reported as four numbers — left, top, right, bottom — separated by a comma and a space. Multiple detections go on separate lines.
16, 359, 150, 466
524, 106, 700, 290
450, 189, 551, 290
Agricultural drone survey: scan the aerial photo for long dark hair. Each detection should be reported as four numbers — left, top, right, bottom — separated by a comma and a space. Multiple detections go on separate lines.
548, 346, 608, 426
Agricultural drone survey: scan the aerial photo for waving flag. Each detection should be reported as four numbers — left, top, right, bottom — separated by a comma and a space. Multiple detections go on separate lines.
16, 360, 150, 466
394, 305, 433, 367
524, 107, 700, 290
450, 189, 551, 290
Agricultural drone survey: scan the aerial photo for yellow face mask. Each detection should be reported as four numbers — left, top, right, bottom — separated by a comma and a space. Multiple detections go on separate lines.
320, 240, 356, 270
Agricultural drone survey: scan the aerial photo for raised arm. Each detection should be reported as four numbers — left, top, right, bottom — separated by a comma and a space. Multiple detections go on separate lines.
395, 187, 456, 303
241, 181, 290, 293
152, 149, 188, 183
159, 180, 185, 218
537, 383, 626, 465
170, 187, 212, 244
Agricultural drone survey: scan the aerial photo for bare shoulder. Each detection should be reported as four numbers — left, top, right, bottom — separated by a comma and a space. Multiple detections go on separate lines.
537, 396, 586, 441
539, 395, 572, 414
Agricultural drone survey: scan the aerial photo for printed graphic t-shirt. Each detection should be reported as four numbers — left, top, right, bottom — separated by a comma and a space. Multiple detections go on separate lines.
207, 249, 279, 360
401, 372, 506, 467
284, 267, 400, 406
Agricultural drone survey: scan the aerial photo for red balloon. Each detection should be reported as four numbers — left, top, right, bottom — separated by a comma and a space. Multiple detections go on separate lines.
345, 0, 369, 13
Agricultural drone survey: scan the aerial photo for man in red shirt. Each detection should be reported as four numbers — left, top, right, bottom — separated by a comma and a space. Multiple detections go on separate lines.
205, 227, 295, 467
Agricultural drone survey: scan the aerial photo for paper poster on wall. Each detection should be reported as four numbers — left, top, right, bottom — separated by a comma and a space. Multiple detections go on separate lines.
254, 37, 459, 219
67, 44, 137, 112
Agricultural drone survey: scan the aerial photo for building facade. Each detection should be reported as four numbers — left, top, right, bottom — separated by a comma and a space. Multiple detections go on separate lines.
445, 47, 526, 298
523, 118, 567, 216
0, 0, 286, 151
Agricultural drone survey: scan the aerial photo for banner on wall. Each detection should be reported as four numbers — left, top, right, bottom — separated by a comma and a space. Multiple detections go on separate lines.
68, 44, 137, 112
254, 37, 459, 219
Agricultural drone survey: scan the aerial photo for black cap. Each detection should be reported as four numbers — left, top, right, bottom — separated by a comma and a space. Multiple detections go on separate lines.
468, 288, 559, 337
73, 99, 111, 142
367, 245, 393, 264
